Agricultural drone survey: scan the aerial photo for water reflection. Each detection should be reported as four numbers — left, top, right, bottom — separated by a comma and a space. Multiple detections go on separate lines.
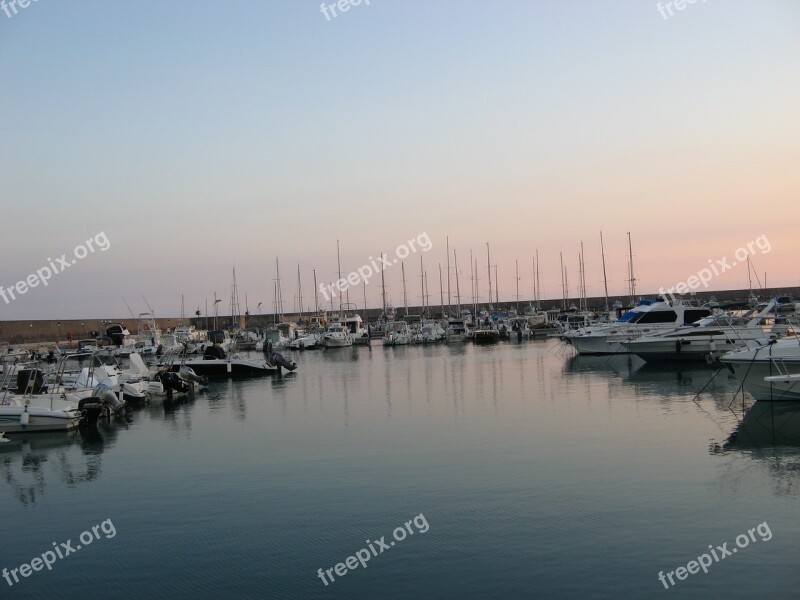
0, 423, 119, 505
723, 402, 800, 449
565, 355, 738, 398
714, 402, 800, 497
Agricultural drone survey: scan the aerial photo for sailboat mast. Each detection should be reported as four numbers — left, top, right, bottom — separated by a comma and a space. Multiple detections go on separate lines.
454, 249, 461, 314
402, 262, 408, 317
627, 231, 636, 305
600, 231, 609, 313
275, 258, 283, 322
446, 236, 451, 316
474, 257, 479, 316
536, 249, 541, 310
313, 269, 319, 316
560, 252, 565, 310
469, 249, 475, 315
424, 270, 430, 319
297, 265, 303, 320
486, 243, 492, 308
515, 259, 520, 312
420, 256, 425, 316
362, 280, 367, 321
272, 282, 277, 325
336, 239, 343, 314
380, 252, 387, 320
439, 263, 444, 317
494, 265, 500, 310
580, 241, 586, 311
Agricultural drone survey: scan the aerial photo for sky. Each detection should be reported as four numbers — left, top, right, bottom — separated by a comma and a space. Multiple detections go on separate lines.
1, 0, 799, 319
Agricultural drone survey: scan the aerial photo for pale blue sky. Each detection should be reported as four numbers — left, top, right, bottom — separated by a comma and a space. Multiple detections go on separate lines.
1, 1, 799, 318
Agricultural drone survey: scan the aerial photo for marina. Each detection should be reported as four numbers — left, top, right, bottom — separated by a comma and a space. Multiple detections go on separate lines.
3, 2, 799, 598
2, 339, 800, 598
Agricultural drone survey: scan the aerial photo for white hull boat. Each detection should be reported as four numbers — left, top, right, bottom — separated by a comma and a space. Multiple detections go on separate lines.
571, 300, 712, 356
721, 337, 800, 401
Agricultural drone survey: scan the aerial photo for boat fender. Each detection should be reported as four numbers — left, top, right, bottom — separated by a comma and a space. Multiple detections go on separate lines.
20, 407, 29, 428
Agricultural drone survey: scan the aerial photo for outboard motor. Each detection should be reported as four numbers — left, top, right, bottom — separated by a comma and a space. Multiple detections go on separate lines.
179, 366, 209, 387
155, 370, 190, 395
269, 351, 297, 372
95, 383, 127, 415
78, 396, 105, 426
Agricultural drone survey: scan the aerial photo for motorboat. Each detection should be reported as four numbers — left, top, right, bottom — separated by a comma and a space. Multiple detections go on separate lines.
340, 313, 370, 345
570, 299, 712, 355
626, 301, 778, 362
156, 344, 294, 377
0, 397, 83, 433
445, 319, 467, 343
288, 328, 322, 350
322, 322, 353, 347
472, 314, 500, 344
383, 321, 411, 346
0, 370, 82, 433
420, 320, 445, 343
721, 336, 800, 401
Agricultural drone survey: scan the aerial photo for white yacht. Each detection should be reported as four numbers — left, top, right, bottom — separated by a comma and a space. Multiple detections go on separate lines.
0, 396, 83, 433
721, 336, 800, 401
445, 319, 467, 343
340, 313, 370, 345
322, 322, 353, 347
570, 300, 712, 355
625, 301, 778, 362
0, 367, 83, 433
383, 321, 412, 346
136, 312, 162, 351
420, 320, 445, 343
288, 329, 322, 350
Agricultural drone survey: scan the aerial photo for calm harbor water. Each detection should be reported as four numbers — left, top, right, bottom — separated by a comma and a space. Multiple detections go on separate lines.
2, 340, 799, 599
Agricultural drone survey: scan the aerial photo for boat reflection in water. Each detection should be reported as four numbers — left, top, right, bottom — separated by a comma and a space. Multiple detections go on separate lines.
0, 421, 121, 505
722, 402, 800, 449
714, 402, 800, 495
564, 354, 739, 392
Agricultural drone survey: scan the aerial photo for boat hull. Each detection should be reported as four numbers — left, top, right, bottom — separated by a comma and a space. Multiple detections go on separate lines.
724, 360, 800, 401
0, 407, 82, 433
168, 359, 276, 378
473, 330, 500, 344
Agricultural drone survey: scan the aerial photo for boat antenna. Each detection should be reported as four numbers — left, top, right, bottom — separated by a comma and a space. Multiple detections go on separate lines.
142, 295, 156, 318
122, 297, 136, 320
